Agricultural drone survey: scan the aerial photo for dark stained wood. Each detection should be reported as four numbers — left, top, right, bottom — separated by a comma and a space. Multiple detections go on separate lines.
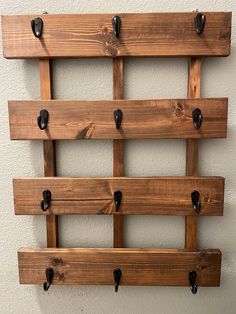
8, 98, 228, 140
2, 13, 231, 58
113, 57, 124, 248
113, 139, 124, 177
113, 58, 124, 100
185, 57, 201, 249
18, 248, 221, 286
13, 177, 224, 216
3, 11, 228, 290
39, 59, 58, 248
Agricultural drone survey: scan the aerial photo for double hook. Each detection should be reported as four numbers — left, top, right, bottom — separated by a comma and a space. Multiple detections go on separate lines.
191, 190, 201, 213
43, 267, 54, 291
40, 190, 51, 212
112, 16, 121, 37
194, 12, 205, 35
114, 191, 122, 212
114, 268, 122, 292
189, 271, 198, 294
37, 109, 49, 130
31, 17, 43, 38
191, 191, 201, 213
192, 108, 203, 129
114, 109, 122, 130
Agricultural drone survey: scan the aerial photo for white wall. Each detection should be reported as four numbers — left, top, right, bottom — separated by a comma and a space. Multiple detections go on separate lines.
0, 1, 236, 313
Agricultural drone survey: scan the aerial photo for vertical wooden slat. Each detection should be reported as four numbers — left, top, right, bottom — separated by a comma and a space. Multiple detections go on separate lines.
113, 58, 124, 248
185, 57, 201, 249
39, 59, 58, 247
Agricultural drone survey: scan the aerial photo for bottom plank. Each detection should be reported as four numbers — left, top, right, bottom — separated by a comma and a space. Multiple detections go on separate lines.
18, 248, 221, 286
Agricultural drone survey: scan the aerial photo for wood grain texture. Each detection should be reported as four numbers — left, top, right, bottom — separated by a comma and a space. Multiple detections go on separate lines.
13, 177, 224, 216
39, 59, 58, 248
8, 98, 228, 140
2, 13, 231, 58
18, 248, 221, 286
113, 58, 124, 248
185, 57, 201, 249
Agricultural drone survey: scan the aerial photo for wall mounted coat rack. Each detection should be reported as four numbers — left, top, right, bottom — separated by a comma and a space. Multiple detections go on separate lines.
1, 11, 231, 294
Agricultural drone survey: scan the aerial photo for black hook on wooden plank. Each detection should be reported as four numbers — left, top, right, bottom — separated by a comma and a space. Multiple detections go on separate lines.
191, 190, 201, 213
114, 191, 122, 212
194, 13, 205, 34
43, 267, 54, 291
189, 271, 198, 294
114, 109, 122, 129
40, 190, 51, 212
114, 268, 122, 292
37, 109, 49, 130
192, 108, 202, 129
31, 17, 43, 38
112, 16, 121, 37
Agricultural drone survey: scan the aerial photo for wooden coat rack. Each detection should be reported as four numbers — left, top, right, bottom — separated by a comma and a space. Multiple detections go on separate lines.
1, 11, 231, 293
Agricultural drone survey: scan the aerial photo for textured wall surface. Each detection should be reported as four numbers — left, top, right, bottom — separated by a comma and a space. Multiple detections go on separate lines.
0, 1, 236, 313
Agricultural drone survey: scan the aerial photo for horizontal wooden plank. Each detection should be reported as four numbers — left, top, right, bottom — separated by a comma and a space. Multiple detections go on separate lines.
18, 248, 221, 286
13, 177, 224, 216
2, 13, 231, 58
8, 98, 228, 139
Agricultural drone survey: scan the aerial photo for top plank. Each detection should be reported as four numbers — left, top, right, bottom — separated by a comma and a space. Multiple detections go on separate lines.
1, 12, 231, 58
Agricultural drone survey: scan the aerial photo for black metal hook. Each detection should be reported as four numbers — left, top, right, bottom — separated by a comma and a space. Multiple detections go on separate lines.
114, 191, 122, 212
194, 13, 205, 35
40, 190, 51, 212
43, 267, 54, 291
189, 271, 198, 294
191, 191, 201, 213
37, 109, 49, 130
114, 268, 122, 292
31, 17, 43, 38
114, 109, 122, 130
112, 16, 121, 37
192, 108, 202, 129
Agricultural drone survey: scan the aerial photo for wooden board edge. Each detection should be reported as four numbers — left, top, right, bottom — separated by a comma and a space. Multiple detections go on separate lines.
12, 176, 226, 180
7, 97, 229, 104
